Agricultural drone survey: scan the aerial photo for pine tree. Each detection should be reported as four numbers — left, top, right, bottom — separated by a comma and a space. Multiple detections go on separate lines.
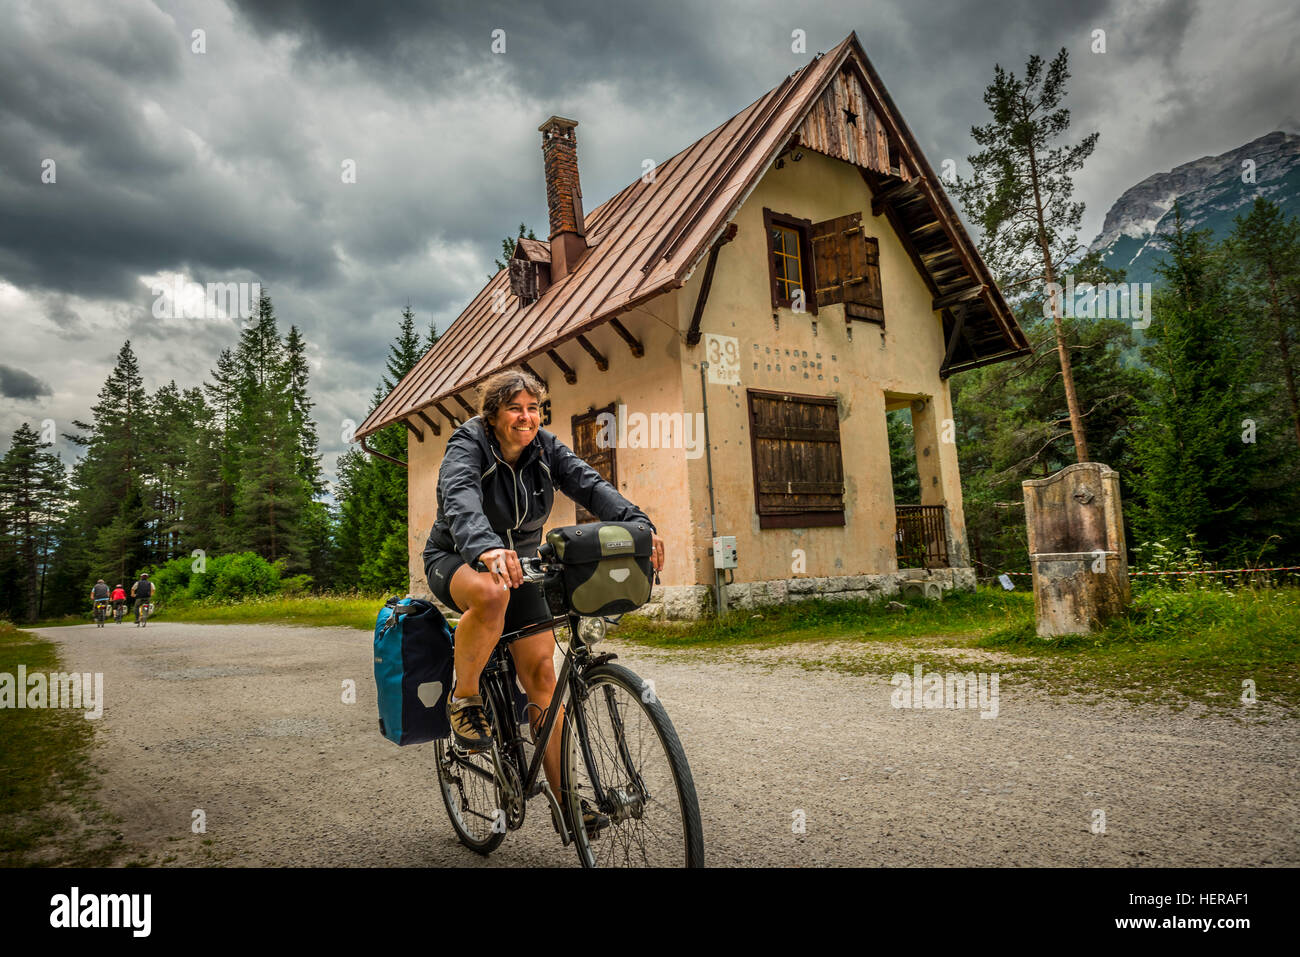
955, 49, 1099, 462
1128, 208, 1262, 562
202, 347, 242, 547
66, 341, 151, 588
229, 293, 311, 570
1229, 198, 1300, 449
0, 423, 69, 621
284, 325, 325, 496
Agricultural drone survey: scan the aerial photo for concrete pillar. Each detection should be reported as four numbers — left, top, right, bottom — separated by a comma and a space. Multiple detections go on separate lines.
1023, 463, 1131, 637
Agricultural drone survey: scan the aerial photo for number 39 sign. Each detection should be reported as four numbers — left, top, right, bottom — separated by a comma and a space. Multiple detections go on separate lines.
704, 333, 741, 386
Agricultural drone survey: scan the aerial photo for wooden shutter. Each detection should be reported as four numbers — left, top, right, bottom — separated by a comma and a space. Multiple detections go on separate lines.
811, 212, 884, 325
570, 405, 617, 524
810, 216, 847, 306
747, 390, 845, 529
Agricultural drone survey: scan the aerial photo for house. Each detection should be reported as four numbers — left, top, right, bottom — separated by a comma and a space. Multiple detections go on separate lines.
354, 32, 1030, 619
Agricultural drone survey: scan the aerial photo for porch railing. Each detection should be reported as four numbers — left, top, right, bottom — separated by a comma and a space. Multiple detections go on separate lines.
896, 505, 949, 569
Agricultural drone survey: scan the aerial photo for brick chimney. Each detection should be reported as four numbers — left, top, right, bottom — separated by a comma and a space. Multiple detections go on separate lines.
539, 116, 588, 280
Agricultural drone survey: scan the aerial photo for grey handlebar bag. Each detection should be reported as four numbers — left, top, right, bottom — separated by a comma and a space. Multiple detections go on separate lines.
545, 522, 655, 617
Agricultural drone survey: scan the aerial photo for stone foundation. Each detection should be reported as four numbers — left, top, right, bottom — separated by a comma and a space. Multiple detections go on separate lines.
407, 567, 976, 623
631, 567, 976, 621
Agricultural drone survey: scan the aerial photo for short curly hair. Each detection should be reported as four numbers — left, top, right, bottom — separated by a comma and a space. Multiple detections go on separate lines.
477, 368, 548, 422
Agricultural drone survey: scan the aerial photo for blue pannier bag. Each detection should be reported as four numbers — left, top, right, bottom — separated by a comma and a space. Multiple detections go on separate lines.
374, 596, 454, 745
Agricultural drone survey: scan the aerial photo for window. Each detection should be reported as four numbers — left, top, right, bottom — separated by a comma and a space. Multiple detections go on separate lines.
570, 404, 617, 523
763, 208, 817, 314
810, 211, 884, 325
746, 389, 845, 528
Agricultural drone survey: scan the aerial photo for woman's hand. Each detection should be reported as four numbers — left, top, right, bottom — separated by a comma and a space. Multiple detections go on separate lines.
650, 533, 665, 573
477, 547, 523, 588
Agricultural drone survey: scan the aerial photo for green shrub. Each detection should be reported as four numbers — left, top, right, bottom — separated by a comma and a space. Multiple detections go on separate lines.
147, 555, 195, 598
209, 552, 281, 600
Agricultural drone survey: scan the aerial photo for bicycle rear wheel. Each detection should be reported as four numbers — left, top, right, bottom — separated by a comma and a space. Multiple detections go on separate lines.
561, 663, 703, 867
434, 695, 507, 855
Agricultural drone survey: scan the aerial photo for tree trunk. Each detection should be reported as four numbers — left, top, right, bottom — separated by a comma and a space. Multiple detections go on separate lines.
1025, 117, 1090, 463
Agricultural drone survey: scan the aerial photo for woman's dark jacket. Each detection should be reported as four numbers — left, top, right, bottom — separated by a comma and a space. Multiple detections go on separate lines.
424, 415, 654, 567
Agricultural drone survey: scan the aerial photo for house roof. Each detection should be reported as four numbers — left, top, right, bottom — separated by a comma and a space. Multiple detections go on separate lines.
356, 32, 1029, 441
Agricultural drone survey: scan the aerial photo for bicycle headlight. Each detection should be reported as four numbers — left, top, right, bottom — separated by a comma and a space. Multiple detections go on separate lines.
577, 616, 606, 645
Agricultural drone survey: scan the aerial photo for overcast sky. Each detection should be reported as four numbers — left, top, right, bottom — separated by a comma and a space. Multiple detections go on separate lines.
3, 0, 1297, 490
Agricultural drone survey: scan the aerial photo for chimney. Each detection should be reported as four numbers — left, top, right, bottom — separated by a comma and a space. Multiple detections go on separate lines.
539, 116, 588, 280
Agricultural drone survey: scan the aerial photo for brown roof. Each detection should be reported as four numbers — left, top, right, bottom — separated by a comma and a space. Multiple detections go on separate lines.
356, 32, 1028, 440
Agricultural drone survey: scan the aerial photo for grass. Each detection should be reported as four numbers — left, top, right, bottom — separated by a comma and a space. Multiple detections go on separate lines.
0, 621, 133, 866
978, 585, 1300, 711
28, 592, 391, 631
616, 585, 1300, 714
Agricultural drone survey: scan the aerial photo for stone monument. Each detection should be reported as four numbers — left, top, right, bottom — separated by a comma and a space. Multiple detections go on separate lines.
1022, 463, 1131, 637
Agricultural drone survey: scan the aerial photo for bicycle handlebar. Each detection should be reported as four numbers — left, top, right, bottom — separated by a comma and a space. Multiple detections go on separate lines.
471, 556, 549, 584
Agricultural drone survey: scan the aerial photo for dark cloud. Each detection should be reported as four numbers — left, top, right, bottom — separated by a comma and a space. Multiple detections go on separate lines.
0, 364, 52, 399
2, 0, 1294, 485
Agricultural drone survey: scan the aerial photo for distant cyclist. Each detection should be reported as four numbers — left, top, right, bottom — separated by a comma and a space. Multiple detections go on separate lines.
90, 579, 111, 624
130, 573, 155, 627
111, 583, 127, 622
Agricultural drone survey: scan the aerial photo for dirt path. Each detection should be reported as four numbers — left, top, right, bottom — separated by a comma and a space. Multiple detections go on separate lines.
37, 621, 1300, 867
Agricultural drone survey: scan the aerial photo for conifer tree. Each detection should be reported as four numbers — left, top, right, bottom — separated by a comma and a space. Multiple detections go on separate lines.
1128, 208, 1263, 561
955, 49, 1099, 462
0, 423, 68, 621
284, 324, 325, 496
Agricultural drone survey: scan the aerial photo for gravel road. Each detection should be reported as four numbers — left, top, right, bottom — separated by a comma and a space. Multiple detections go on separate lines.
35, 621, 1299, 867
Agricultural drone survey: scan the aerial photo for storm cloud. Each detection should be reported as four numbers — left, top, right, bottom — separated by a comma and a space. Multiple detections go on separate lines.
2, 0, 1296, 482
0, 364, 52, 400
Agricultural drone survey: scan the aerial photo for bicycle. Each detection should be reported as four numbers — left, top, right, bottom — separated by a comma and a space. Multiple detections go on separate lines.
136, 600, 154, 627
433, 547, 704, 867
113, 601, 126, 624
93, 599, 110, 628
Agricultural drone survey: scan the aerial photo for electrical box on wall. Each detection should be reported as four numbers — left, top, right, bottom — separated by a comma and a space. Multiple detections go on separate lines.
712, 536, 737, 570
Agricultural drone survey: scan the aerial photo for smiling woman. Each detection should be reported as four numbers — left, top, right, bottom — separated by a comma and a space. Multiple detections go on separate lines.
419, 365, 663, 811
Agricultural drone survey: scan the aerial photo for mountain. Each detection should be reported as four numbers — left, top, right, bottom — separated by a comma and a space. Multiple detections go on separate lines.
1087, 127, 1300, 285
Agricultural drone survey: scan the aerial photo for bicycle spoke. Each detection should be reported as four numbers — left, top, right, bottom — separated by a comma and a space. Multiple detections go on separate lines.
567, 670, 692, 867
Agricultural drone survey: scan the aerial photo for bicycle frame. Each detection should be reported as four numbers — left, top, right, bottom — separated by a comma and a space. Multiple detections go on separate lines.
447, 605, 621, 842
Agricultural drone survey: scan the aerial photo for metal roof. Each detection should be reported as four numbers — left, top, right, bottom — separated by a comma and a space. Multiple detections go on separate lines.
356, 33, 1028, 440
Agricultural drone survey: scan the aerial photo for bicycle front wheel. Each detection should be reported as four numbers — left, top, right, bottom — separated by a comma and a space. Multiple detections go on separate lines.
561, 663, 703, 867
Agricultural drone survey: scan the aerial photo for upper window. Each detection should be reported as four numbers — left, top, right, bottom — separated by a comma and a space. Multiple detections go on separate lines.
763, 208, 817, 314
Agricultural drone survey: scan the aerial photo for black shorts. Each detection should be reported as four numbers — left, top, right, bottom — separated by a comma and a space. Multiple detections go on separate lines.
425, 549, 552, 636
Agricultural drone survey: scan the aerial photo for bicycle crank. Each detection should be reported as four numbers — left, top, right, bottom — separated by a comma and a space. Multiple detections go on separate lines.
491, 747, 526, 830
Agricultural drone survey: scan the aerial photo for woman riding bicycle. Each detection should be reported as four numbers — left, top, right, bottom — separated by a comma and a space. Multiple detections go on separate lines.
423, 368, 664, 824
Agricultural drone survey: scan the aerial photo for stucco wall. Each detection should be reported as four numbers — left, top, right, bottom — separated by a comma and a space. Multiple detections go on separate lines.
672, 148, 970, 583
